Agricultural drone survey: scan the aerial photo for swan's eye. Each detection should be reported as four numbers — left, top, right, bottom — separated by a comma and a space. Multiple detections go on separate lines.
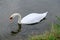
10, 17, 13, 20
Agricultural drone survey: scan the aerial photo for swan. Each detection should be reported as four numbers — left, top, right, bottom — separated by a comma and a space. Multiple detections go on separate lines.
9, 12, 48, 24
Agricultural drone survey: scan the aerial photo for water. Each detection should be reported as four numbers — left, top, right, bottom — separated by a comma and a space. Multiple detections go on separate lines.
0, 0, 60, 40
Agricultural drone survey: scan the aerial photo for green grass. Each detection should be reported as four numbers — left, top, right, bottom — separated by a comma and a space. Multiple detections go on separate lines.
28, 16, 60, 40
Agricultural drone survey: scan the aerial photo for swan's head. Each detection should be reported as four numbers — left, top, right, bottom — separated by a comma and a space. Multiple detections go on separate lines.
9, 13, 21, 23
9, 16, 13, 23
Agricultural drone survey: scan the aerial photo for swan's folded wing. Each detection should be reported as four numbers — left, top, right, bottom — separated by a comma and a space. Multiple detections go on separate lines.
21, 13, 47, 24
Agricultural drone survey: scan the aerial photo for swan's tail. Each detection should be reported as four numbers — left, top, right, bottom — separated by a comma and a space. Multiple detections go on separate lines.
42, 11, 48, 17
46, 11, 48, 13
44, 11, 48, 15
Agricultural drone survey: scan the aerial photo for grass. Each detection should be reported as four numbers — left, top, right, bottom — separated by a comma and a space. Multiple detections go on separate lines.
28, 16, 60, 40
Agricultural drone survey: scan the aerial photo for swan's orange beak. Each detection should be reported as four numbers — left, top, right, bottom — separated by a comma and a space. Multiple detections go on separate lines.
9, 17, 13, 23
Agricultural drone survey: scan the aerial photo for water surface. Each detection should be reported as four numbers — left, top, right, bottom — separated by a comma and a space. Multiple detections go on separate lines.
0, 0, 60, 40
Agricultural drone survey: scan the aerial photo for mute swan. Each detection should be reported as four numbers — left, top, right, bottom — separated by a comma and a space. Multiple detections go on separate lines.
9, 12, 48, 24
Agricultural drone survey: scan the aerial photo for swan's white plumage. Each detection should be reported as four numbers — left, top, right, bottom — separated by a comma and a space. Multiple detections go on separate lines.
10, 12, 48, 24
21, 12, 48, 24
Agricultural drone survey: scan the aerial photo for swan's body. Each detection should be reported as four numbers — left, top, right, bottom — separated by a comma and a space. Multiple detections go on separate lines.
10, 12, 48, 24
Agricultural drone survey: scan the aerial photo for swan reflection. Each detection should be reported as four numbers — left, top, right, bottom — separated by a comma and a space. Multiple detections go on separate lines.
11, 24, 21, 35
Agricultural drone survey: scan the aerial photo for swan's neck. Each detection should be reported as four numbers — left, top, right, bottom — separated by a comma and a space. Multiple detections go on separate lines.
18, 14, 21, 24
11, 13, 21, 23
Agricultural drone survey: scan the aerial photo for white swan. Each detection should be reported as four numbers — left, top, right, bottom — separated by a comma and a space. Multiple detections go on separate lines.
9, 12, 48, 24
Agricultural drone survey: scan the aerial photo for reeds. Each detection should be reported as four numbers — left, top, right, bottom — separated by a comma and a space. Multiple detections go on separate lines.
28, 16, 60, 40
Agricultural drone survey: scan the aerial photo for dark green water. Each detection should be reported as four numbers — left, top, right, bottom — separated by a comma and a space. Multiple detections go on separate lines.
0, 0, 60, 40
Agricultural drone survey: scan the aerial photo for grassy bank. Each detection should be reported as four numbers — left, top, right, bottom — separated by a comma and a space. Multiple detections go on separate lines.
28, 16, 60, 40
